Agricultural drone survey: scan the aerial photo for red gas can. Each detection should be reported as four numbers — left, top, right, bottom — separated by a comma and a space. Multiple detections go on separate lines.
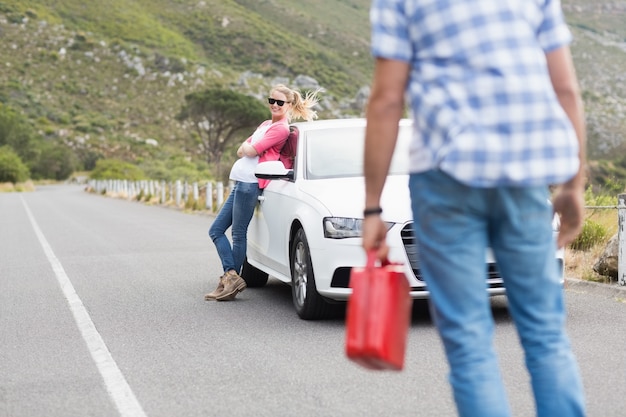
345, 253, 412, 370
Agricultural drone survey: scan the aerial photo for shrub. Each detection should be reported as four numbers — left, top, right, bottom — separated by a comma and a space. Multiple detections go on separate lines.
0, 145, 30, 183
29, 142, 78, 180
583, 185, 616, 207
136, 190, 152, 202
90, 159, 146, 180
185, 193, 203, 210
0, 103, 39, 164
569, 219, 609, 251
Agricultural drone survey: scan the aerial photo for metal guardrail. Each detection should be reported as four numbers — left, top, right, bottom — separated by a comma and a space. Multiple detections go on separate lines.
86, 179, 232, 212
585, 206, 620, 209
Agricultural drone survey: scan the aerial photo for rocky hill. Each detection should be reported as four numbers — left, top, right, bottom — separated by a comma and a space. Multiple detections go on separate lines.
0, 0, 625, 186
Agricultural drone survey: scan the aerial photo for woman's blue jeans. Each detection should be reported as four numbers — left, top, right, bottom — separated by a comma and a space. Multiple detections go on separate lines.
409, 170, 585, 417
209, 181, 260, 274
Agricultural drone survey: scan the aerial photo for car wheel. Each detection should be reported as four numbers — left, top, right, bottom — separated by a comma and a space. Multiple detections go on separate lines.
291, 228, 333, 320
241, 258, 269, 288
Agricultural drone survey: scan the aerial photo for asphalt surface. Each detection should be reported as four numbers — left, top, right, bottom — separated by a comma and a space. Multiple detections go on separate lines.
1, 184, 625, 417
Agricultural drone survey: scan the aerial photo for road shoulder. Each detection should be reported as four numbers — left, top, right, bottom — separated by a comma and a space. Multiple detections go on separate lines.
565, 277, 626, 301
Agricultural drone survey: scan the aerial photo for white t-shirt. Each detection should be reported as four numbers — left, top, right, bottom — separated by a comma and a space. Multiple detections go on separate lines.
229, 124, 270, 183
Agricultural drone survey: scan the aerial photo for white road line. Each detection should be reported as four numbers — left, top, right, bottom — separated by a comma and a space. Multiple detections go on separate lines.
21, 197, 148, 417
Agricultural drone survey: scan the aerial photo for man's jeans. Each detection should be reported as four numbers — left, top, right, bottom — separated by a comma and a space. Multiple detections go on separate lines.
209, 181, 260, 274
409, 170, 585, 417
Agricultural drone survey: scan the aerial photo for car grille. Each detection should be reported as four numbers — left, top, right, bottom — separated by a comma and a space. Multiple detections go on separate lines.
401, 223, 502, 283
400, 224, 420, 278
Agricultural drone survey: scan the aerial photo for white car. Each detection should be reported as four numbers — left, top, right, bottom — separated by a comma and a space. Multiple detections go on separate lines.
242, 118, 564, 320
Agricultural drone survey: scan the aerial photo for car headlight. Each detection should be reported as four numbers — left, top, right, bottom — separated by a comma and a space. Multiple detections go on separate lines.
323, 217, 394, 239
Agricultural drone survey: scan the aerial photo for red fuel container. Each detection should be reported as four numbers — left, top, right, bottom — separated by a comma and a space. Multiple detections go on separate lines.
345, 254, 412, 371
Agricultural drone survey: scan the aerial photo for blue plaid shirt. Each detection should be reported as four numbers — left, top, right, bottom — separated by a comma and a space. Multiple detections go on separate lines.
370, 0, 580, 187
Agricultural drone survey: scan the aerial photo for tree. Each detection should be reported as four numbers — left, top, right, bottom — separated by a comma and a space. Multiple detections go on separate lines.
0, 103, 77, 181
89, 159, 146, 180
176, 88, 268, 180
0, 103, 38, 165
0, 145, 30, 183
30, 141, 78, 181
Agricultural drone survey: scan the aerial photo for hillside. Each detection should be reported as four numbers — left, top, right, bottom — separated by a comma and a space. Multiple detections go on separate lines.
0, 0, 373, 177
0, 0, 625, 186
564, 2, 626, 159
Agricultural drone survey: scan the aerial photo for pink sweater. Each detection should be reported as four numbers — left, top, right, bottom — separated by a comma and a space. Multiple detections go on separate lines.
248, 119, 290, 189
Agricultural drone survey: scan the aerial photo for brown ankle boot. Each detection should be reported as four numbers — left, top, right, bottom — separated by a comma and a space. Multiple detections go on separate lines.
204, 275, 226, 300
216, 271, 247, 301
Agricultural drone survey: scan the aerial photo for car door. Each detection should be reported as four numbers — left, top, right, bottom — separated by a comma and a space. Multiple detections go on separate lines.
246, 129, 302, 281
247, 178, 296, 281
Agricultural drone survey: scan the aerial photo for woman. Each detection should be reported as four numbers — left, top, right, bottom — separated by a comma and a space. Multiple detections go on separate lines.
205, 84, 320, 301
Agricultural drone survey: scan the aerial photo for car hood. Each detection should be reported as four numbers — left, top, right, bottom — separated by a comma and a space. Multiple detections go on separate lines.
298, 175, 413, 222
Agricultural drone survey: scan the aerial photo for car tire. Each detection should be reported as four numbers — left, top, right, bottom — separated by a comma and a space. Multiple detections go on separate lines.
241, 258, 269, 288
290, 228, 333, 320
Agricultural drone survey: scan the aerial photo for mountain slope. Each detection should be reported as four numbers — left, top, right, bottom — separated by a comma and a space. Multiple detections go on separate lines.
0, 0, 625, 185
3, 0, 372, 97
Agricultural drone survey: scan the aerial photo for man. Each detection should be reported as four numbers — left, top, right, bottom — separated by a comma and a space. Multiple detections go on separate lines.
362, 1, 587, 416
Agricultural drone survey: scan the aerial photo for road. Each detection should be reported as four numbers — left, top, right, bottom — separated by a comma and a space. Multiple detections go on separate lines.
1, 184, 625, 417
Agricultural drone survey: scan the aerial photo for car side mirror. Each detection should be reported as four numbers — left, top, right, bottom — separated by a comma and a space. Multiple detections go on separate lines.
255, 161, 294, 180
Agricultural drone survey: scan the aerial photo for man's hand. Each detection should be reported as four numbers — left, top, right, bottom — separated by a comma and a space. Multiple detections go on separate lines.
361, 215, 390, 262
552, 185, 585, 248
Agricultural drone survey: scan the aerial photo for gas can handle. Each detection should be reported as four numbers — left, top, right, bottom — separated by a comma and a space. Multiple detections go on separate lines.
366, 250, 390, 268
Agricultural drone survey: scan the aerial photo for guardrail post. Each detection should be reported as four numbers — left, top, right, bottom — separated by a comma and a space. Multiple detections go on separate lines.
183, 181, 189, 203
617, 194, 626, 285
216, 182, 224, 208
175, 180, 182, 207
206, 182, 213, 210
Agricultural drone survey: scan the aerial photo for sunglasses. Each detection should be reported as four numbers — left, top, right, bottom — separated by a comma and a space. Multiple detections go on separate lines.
268, 98, 289, 106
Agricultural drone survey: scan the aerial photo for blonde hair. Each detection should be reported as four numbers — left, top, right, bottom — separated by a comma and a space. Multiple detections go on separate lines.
270, 84, 321, 122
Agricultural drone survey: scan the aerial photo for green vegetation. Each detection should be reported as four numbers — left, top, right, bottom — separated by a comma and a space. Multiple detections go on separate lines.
0, 103, 38, 166
570, 219, 609, 251
0, 0, 624, 190
0, 102, 78, 180
177, 88, 269, 181
32, 141, 79, 180
89, 159, 146, 180
569, 184, 619, 252
138, 157, 211, 183
0, 145, 29, 183
566, 186, 620, 282
0, 1, 373, 183
1, 0, 372, 95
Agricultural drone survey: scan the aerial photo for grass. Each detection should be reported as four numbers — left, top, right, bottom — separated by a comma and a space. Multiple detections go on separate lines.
0, 181, 36, 192
565, 207, 619, 282
566, 245, 611, 283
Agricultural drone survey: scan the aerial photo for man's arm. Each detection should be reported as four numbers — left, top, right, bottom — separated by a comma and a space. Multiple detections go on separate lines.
362, 58, 410, 259
546, 46, 587, 248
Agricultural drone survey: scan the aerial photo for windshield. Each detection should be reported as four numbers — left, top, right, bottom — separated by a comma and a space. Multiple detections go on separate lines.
305, 125, 411, 179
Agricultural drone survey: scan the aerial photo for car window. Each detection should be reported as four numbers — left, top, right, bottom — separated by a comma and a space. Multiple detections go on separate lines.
305, 125, 411, 179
